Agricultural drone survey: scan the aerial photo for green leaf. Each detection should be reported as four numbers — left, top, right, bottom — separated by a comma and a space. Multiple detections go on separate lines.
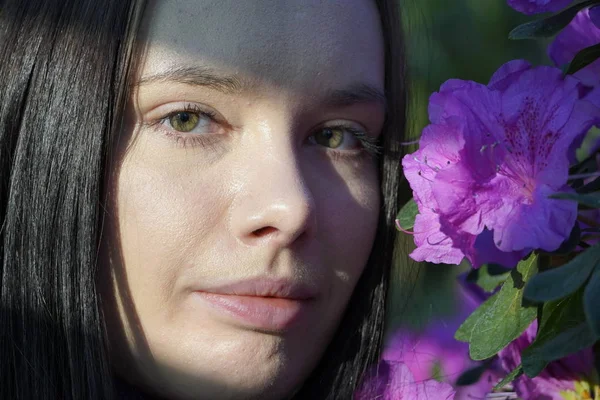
455, 255, 538, 360
466, 263, 511, 293
455, 292, 496, 343
509, 0, 600, 40
584, 265, 600, 338
524, 244, 600, 303
550, 191, 600, 208
565, 43, 600, 75
395, 198, 418, 231
431, 361, 443, 381
522, 288, 596, 377
492, 365, 523, 392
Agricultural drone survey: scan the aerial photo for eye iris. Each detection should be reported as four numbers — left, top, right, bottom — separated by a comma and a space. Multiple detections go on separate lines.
315, 127, 344, 148
170, 112, 199, 132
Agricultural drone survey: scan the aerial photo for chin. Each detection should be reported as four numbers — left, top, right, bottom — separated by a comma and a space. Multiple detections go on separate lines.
130, 323, 319, 400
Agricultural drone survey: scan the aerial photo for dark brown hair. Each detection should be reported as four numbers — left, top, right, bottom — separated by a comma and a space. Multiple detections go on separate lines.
0, 1, 408, 399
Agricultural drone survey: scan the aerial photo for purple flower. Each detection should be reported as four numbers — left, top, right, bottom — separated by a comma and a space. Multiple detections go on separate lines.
355, 361, 456, 400
402, 60, 591, 267
380, 287, 502, 399
382, 323, 471, 385
499, 320, 596, 399
403, 119, 527, 267
508, 0, 573, 15
549, 7, 600, 87
402, 119, 477, 265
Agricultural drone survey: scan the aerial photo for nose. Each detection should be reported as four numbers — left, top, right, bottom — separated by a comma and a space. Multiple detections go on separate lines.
230, 147, 317, 248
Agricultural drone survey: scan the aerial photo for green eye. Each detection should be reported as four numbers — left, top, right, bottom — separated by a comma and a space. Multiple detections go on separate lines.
314, 127, 344, 148
169, 112, 200, 132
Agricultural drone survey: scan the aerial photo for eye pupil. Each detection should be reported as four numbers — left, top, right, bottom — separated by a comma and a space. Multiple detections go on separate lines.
314, 127, 344, 148
170, 112, 200, 132
322, 128, 334, 140
179, 112, 191, 123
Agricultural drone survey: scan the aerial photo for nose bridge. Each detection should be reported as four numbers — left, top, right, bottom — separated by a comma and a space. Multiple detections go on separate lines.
231, 126, 316, 247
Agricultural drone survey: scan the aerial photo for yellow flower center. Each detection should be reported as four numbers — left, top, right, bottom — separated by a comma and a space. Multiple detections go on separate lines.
560, 380, 600, 400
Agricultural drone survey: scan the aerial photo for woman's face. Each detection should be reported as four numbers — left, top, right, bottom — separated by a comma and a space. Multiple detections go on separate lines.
103, 0, 385, 399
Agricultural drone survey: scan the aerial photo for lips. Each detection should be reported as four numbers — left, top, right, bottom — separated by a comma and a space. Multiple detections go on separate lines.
194, 278, 317, 331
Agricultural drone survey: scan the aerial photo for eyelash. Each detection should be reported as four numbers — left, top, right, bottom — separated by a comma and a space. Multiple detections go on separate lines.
147, 103, 382, 157
336, 126, 382, 157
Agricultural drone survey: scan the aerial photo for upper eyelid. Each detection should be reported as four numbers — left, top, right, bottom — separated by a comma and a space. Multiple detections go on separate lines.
159, 106, 216, 122
312, 120, 371, 137
144, 102, 220, 121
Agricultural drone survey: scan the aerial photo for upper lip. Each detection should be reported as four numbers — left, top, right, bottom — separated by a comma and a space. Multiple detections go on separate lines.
196, 277, 318, 300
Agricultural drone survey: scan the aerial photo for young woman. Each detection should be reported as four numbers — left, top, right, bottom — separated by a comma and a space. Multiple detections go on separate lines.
0, 0, 408, 398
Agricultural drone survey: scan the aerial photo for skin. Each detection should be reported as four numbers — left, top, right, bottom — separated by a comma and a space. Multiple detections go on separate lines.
101, 0, 385, 399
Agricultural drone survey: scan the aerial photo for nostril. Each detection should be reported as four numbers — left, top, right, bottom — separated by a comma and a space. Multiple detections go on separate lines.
251, 226, 278, 238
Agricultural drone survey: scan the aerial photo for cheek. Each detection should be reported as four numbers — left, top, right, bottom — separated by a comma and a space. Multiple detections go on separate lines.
114, 152, 228, 306
321, 165, 380, 235
310, 157, 381, 293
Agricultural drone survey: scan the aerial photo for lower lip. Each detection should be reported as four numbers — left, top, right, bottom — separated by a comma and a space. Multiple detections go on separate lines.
195, 292, 311, 331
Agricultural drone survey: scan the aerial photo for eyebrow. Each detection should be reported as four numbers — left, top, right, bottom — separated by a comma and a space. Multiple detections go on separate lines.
323, 83, 387, 110
136, 66, 387, 109
136, 66, 247, 94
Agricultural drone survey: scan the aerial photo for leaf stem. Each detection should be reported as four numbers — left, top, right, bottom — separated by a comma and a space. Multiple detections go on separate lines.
568, 172, 600, 181
394, 219, 414, 234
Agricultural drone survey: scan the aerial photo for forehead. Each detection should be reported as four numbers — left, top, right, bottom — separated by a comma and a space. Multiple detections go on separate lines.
139, 0, 384, 93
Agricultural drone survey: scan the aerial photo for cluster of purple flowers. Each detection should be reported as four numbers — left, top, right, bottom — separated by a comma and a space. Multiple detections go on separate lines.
369, 1, 600, 399
356, 286, 502, 399
358, 319, 598, 399
358, 281, 599, 399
